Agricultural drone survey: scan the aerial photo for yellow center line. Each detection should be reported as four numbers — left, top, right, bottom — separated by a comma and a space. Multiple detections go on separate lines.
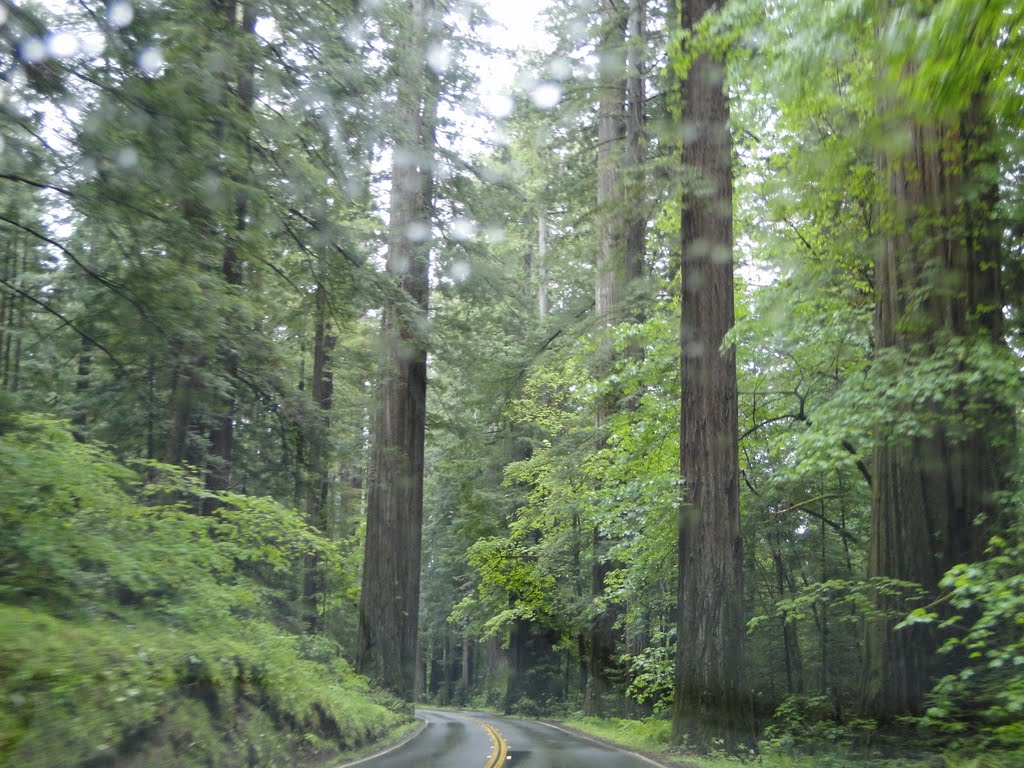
480, 720, 509, 768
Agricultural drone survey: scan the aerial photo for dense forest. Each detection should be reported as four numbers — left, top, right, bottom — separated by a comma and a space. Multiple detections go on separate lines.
2, 0, 1023, 766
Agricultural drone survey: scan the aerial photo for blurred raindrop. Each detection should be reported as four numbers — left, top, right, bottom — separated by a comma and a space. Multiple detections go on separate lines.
80, 156, 98, 178
0, 5, 8, 26
530, 82, 561, 110
20, 37, 47, 64
483, 226, 506, 244
480, 91, 513, 118
406, 221, 431, 242
108, 1, 134, 29
711, 244, 732, 264
0, 136, 5, 155
344, 21, 365, 45
449, 217, 477, 241
198, 173, 220, 198
549, 57, 572, 81
137, 46, 164, 76
450, 260, 472, 282
80, 31, 106, 58
426, 43, 451, 74
47, 31, 79, 59
115, 146, 139, 169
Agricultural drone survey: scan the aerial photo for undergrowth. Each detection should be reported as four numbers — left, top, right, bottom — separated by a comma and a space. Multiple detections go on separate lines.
562, 714, 1024, 768
0, 414, 407, 767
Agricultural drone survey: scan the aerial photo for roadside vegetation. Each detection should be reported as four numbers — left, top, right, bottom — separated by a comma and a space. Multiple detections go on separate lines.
2, 0, 1023, 765
562, 716, 1024, 768
0, 410, 409, 768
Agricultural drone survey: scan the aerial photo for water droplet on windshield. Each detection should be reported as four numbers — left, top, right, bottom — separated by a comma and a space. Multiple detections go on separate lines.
406, 221, 431, 242
115, 146, 138, 169
109, 1, 134, 29
483, 226, 506, 244
20, 38, 47, 64
80, 31, 106, 58
450, 260, 472, 282
480, 91, 513, 118
548, 57, 572, 81
47, 32, 79, 59
449, 217, 477, 241
530, 82, 561, 110
427, 44, 451, 74
137, 46, 164, 76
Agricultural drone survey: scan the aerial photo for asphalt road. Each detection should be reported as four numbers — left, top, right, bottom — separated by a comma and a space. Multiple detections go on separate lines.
348, 709, 663, 768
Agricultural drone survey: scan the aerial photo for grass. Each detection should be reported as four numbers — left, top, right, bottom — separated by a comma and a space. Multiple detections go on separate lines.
560, 715, 1024, 768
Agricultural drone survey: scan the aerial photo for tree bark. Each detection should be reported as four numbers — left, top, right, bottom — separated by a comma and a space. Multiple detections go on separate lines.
587, 0, 622, 715
538, 208, 549, 319
861, 83, 1012, 720
302, 283, 336, 633
206, 0, 256, 503
357, 0, 437, 701
673, 0, 746, 750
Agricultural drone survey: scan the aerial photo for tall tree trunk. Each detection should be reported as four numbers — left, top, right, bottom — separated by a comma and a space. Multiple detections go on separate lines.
164, 364, 200, 466
302, 284, 336, 633
72, 338, 91, 441
357, 0, 437, 701
587, 0, 647, 717
538, 208, 549, 319
771, 539, 804, 695
624, 0, 647, 284
0, 243, 9, 390
672, 0, 745, 750
206, 0, 256, 502
861, 82, 1012, 720
587, 0, 625, 713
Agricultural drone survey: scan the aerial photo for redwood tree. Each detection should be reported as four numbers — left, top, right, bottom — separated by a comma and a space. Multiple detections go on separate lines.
673, 0, 746, 749
357, 0, 438, 700
862, 75, 1013, 721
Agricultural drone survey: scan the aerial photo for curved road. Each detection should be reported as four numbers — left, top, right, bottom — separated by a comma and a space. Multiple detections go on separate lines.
348, 709, 664, 768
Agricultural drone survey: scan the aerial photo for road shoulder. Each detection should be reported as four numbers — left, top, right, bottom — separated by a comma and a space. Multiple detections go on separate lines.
539, 719, 697, 768
330, 716, 426, 767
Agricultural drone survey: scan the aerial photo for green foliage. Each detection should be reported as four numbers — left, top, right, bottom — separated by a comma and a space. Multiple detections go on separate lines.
900, 518, 1024, 746
0, 415, 406, 767
623, 628, 676, 712
562, 714, 674, 755
761, 695, 875, 756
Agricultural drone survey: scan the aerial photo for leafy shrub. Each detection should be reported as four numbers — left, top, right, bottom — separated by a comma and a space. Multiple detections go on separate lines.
903, 530, 1024, 748
0, 415, 406, 767
762, 695, 873, 756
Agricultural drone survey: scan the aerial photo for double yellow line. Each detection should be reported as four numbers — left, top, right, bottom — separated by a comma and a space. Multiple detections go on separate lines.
480, 720, 508, 768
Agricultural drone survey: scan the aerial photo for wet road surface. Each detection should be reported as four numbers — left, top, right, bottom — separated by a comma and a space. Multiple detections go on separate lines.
350, 709, 663, 768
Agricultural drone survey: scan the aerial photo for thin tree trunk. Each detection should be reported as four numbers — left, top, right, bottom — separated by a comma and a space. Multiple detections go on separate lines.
303, 284, 336, 634
0, 244, 9, 389
673, 0, 746, 750
538, 209, 549, 319
772, 540, 803, 695
206, 0, 256, 502
72, 338, 91, 441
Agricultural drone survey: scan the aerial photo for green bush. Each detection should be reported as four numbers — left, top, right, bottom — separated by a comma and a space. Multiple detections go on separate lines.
0, 414, 407, 767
